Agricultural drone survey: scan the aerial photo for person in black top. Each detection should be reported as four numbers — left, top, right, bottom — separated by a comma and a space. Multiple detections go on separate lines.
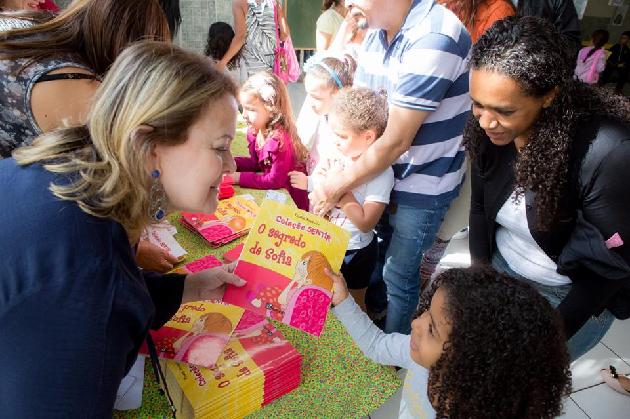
599, 31, 630, 94
514, 0, 581, 64
465, 17, 630, 360
0, 42, 245, 417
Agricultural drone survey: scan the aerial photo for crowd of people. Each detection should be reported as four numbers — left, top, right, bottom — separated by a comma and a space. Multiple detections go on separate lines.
1, 0, 629, 417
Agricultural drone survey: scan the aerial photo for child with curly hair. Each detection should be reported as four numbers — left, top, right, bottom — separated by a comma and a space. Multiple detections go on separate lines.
234, 71, 309, 210
294, 87, 393, 310
329, 266, 572, 418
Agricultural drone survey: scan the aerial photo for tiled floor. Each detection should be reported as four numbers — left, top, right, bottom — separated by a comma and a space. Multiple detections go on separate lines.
367, 235, 630, 418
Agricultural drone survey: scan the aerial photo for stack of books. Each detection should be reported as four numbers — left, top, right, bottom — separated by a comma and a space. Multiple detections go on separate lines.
165, 311, 302, 419
180, 195, 259, 247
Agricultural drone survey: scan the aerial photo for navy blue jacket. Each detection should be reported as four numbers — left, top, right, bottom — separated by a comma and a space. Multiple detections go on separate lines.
0, 159, 185, 418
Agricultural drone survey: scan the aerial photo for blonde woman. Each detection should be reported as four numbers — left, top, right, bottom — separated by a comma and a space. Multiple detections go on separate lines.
0, 41, 246, 416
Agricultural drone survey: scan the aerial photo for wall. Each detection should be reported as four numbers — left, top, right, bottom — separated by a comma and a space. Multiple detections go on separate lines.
53, 0, 232, 54
176, 0, 233, 54
581, 0, 630, 42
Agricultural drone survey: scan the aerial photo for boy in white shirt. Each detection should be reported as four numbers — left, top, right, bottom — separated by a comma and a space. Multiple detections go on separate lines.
291, 87, 393, 309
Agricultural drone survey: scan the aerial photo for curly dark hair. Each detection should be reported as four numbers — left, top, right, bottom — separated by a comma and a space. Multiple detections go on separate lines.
464, 17, 630, 230
417, 267, 572, 418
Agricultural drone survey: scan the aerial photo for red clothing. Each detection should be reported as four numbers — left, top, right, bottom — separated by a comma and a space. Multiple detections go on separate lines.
38, 0, 60, 12
471, 0, 515, 43
236, 127, 308, 210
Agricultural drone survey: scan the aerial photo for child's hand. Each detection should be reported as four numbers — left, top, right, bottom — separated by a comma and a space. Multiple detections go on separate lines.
288, 171, 308, 190
326, 268, 349, 306
232, 172, 240, 184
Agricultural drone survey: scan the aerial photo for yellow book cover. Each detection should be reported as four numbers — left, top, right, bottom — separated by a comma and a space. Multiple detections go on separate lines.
223, 200, 350, 336
166, 312, 301, 419
140, 302, 244, 369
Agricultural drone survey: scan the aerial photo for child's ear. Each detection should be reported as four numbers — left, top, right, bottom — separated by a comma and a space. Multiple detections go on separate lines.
364, 129, 378, 145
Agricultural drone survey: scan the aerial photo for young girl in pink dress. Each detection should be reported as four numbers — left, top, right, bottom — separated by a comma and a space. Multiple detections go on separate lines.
234, 71, 309, 210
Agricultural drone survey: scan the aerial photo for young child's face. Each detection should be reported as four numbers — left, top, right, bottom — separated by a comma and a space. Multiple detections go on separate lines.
620, 35, 629, 46
240, 91, 272, 131
409, 288, 452, 368
329, 114, 375, 159
304, 74, 338, 115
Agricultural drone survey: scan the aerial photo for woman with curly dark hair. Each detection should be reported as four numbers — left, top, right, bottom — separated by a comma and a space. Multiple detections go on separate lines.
466, 16, 630, 360
329, 266, 571, 418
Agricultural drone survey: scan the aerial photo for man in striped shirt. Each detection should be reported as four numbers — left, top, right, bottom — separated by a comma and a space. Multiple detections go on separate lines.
313, 0, 471, 334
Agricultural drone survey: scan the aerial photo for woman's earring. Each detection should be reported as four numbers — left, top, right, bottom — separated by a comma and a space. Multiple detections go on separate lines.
149, 169, 167, 221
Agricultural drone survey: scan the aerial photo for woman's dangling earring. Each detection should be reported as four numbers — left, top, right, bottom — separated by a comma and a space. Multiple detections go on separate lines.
149, 169, 167, 221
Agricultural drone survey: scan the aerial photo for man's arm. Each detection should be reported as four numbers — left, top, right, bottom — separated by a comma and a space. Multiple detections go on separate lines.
313, 105, 429, 215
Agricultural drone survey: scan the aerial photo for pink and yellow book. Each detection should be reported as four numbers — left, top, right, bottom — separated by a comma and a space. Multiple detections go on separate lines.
223, 200, 350, 336
139, 301, 244, 369
165, 311, 302, 419
180, 195, 260, 247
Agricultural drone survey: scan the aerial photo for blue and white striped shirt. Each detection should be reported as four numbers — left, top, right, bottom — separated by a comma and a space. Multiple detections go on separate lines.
354, 0, 472, 208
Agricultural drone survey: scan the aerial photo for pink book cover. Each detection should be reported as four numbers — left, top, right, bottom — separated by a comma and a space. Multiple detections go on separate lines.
223, 200, 349, 336
180, 195, 259, 246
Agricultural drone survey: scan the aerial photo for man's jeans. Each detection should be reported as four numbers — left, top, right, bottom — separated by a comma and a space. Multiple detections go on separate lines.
492, 251, 615, 360
369, 203, 448, 334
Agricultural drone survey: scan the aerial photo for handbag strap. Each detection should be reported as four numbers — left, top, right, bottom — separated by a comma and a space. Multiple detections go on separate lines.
273, 0, 283, 47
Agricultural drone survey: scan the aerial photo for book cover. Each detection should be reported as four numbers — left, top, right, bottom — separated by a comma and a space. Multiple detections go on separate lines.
165, 312, 301, 419
180, 195, 260, 247
223, 200, 350, 336
140, 301, 244, 369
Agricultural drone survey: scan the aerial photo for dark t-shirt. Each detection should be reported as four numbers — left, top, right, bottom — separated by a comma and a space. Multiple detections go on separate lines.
0, 158, 184, 417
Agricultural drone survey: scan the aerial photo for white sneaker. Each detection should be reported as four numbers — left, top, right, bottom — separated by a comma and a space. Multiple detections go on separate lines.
451, 227, 469, 240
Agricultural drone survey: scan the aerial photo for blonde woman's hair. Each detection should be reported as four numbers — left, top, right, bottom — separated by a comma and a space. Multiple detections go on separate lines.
240, 71, 308, 163
14, 41, 238, 238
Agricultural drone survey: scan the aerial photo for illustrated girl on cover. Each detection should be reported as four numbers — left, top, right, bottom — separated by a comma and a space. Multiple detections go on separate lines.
173, 312, 233, 367
249, 251, 332, 319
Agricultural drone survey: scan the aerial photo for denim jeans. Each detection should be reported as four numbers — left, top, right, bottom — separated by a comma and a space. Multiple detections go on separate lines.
365, 213, 393, 315
376, 203, 448, 334
492, 251, 615, 361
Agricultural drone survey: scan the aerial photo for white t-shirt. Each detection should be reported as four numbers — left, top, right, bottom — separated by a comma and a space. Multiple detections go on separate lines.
329, 166, 394, 250
495, 191, 571, 286
298, 111, 336, 175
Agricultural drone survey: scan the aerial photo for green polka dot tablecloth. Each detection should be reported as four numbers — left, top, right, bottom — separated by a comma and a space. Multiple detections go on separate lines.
112, 125, 401, 419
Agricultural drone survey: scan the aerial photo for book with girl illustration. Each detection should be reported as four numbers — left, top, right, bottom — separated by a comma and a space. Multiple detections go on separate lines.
165, 310, 302, 419
223, 200, 350, 336
180, 194, 260, 247
139, 301, 244, 369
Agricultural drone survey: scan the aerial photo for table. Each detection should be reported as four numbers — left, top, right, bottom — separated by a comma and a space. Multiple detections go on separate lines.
113, 127, 401, 419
